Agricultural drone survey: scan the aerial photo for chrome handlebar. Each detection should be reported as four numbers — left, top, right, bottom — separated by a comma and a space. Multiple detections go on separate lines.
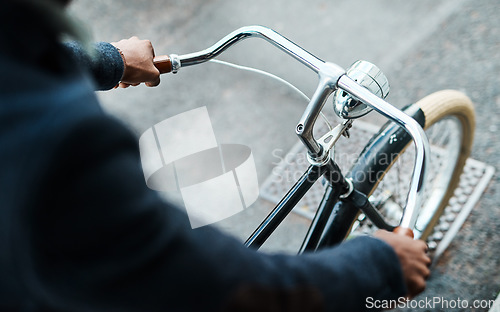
170, 25, 430, 231
175, 25, 325, 72
337, 76, 430, 229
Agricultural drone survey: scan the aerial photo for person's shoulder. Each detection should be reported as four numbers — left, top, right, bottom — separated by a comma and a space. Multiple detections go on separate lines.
0, 55, 133, 168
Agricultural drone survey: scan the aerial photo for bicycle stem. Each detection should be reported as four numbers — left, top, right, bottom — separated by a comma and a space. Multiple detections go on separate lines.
166, 25, 430, 232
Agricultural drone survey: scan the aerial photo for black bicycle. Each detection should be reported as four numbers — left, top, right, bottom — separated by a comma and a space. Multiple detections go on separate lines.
153, 25, 475, 255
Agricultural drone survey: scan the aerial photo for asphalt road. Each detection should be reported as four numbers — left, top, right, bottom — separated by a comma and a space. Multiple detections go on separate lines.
70, 0, 499, 310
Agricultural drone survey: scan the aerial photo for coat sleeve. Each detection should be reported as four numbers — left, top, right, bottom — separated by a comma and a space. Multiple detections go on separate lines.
31, 114, 407, 312
64, 41, 124, 91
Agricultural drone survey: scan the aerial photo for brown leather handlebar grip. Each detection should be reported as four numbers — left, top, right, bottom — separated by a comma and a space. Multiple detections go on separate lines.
153, 55, 172, 74
394, 226, 414, 238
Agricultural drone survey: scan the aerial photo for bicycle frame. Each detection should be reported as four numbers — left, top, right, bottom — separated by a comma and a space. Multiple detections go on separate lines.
245, 104, 426, 252
164, 25, 431, 250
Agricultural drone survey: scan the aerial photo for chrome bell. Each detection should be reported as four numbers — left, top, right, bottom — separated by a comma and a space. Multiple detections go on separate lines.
333, 60, 390, 119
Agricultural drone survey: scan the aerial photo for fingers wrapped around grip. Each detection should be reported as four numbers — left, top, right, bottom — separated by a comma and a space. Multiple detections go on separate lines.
111, 36, 161, 88
374, 230, 432, 299
393, 226, 415, 238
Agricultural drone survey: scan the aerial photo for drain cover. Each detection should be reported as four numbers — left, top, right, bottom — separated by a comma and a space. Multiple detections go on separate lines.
260, 120, 494, 261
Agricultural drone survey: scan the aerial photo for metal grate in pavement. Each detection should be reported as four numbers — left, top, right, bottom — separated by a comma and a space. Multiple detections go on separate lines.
260, 120, 495, 261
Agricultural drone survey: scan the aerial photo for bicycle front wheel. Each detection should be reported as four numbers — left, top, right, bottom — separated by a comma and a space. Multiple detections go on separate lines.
350, 90, 475, 241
